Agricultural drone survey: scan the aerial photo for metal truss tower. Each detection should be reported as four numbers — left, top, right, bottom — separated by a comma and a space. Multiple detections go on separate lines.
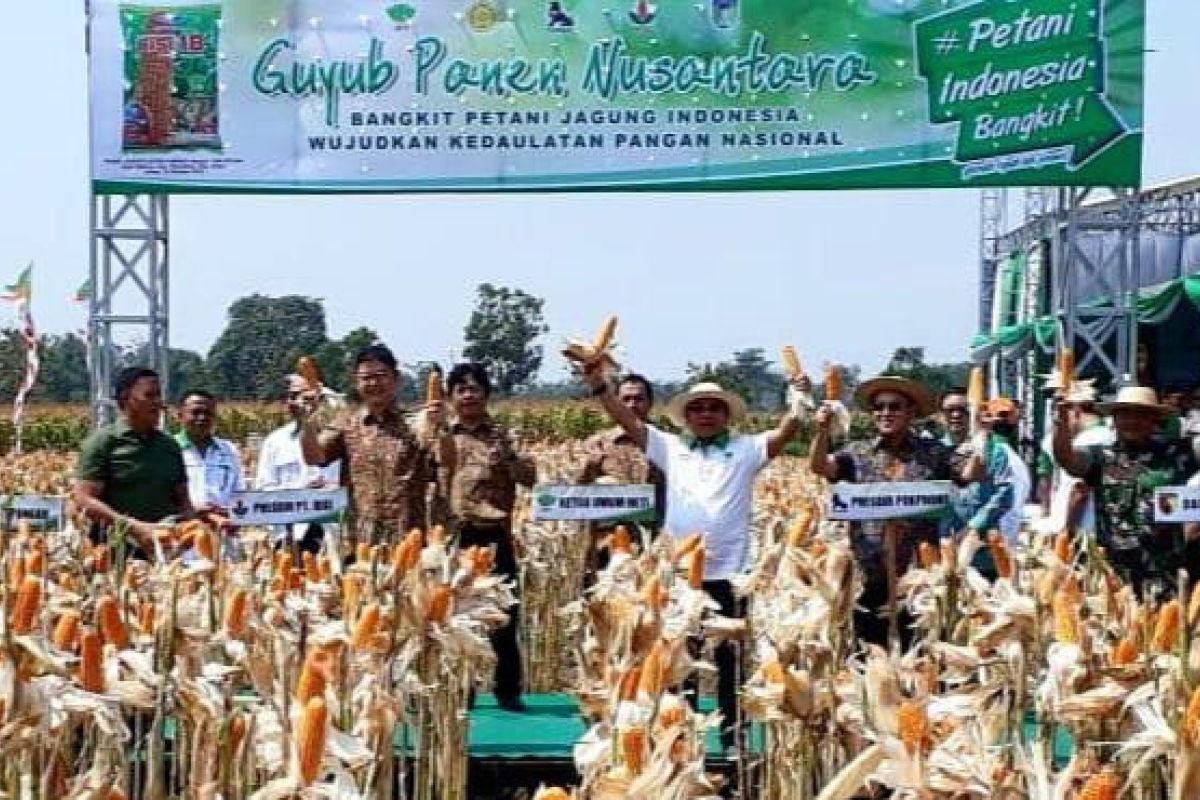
89, 195, 171, 424
978, 188, 1007, 332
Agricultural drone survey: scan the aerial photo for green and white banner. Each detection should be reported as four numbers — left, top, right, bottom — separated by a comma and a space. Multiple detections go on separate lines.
531, 484, 656, 522
87, 0, 1143, 193
1154, 487, 1200, 524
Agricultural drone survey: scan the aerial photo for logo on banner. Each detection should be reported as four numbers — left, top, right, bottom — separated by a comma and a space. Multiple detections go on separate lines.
1154, 487, 1200, 523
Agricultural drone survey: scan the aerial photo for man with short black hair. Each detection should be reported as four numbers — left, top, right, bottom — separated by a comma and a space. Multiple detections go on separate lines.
73, 367, 194, 556
301, 344, 452, 545
176, 389, 246, 516
446, 361, 537, 711
939, 387, 971, 446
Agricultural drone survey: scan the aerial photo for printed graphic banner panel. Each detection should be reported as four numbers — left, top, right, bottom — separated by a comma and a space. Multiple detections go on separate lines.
88, 0, 1144, 192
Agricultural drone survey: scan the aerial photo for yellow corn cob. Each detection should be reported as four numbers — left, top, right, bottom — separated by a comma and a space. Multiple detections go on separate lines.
10, 574, 41, 635
229, 712, 249, 752
533, 788, 572, 800
786, 511, 812, 548
591, 315, 618, 354
79, 628, 104, 693
7, 556, 25, 595
917, 541, 937, 570
642, 575, 668, 611
1111, 635, 1139, 667
687, 547, 706, 589
1188, 584, 1200, 627
296, 696, 328, 786
967, 367, 985, 409
1054, 531, 1073, 563
986, 531, 1013, 579
610, 525, 632, 554
25, 546, 45, 576
1059, 348, 1075, 391
824, 364, 842, 402
350, 603, 381, 650
1151, 599, 1181, 653
194, 527, 217, 561
315, 556, 332, 583
1184, 685, 1200, 747
97, 595, 130, 650
896, 700, 929, 756
342, 574, 363, 622
224, 587, 249, 638
619, 726, 646, 774
51, 609, 81, 651
638, 641, 670, 697
428, 585, 453, 623
1076, 766, 1120, 800
940, 538, 957, 572
93, 544, 111, 573
137, 602, 155, 634
761, 658, 786, 685
619, 666, 642, 701
426, 371, 443, 404
673, 532, 703, 560
302, 551, 318, 581
393, 528, 424, 574
355, 542, 371, 564
296, 649, 331, 704
781, 346, 803, 379
1052, 592, 1080, 644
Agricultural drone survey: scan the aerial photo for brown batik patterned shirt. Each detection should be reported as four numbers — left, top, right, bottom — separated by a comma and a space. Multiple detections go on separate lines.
578, 426, 665, 524
328, 405, 440, 541
832, 432, 958, 580
450, 417, 537, 527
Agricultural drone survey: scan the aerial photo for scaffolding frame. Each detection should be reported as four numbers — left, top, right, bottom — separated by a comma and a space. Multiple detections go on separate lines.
88, 194, 171, 425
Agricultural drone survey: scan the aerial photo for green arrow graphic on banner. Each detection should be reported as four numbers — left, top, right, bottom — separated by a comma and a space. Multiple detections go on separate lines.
914, 0, 1127, 173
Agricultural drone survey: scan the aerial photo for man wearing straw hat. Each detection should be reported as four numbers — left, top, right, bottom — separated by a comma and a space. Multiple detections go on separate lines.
580, 364, 805, 752
1053, 385, 1200, 593
809, 375, 982, 647
1035, 375, 1111, 537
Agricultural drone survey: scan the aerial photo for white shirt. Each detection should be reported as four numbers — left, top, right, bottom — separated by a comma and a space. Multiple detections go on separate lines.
255, 421, 341, 490
994, 441, 1031, 542
645, 426, 769, 581
178, 434, 246, 510
1040, 423, 1114, 535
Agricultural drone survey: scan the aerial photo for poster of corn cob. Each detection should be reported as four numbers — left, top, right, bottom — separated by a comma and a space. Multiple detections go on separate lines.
88, 0, 1144, 192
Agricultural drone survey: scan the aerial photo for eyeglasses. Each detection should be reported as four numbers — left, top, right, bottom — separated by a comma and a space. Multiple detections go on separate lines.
872, 401, 908, 413
355, 371, 393, 384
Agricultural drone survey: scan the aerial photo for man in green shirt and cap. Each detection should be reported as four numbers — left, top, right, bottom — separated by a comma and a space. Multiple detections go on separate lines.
73, 367, 194, 557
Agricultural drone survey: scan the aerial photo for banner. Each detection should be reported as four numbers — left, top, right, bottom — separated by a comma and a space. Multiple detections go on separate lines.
827, 481, 955, 521
1, 495, 66, 531
531, 484, 656, 522
227, 488, 347, 526
86, 0, 1143, 193
1154, 487, 1200, 524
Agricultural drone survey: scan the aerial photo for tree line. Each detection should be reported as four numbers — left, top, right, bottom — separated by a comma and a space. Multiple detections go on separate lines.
0, 286, 971, 408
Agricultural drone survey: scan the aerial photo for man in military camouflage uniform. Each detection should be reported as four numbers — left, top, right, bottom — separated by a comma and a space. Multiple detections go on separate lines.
1053, 385, 1200, 594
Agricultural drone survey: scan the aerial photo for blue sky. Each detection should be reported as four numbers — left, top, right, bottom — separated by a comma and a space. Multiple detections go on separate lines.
1, 3, 1196, 381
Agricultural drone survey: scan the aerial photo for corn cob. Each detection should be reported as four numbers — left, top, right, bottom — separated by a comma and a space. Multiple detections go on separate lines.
533, 788, 572, 800
10, 574, 41, 635
194, 526, 217, 561
1184, 685, 1200, 747
1111, 635, 1139, 667
229, 712, 249, 752
687, 547, 706, 589
786, 511, 812, 548
394, 528, 424, 574
638, 641, 670, 697
619, 726, 646, 774
92, 544, 110, 573
610, 525, 632, 554
761, 658, 786, 685
986, 531, 1013, 579
51, 609, 81, 651
355, 542, 371, 564
591, 315, 618, 354
137, 602, 155, 634
967, 367, 985, 409
301, 551, 317, 581
297, 356, 323, 391
296, 696, 328, 786
824, 364, 842, 402
917, 541, 937, 570
25, 545, 45, 576
1059, 348, 1076, 390
1151, 599, 1181, 653
79, 628, 104, 693
7, 555, 25, 593
350, 603, 381, 650
296, 649, 331, 704
1076, 766, 1120, 800
224, 587, 249, 638
1188, 584, 1200, 627
781, 346, 803, 379
342, 574, 363, 622
1054, 530, 1073, 563
896, 700, 929, 756
1052, 592, 1080, 644
619, 666, 641, 701
428, 585, 453, 624
642, 575, 668, 611
673, 532, 703, 560
97, 595, 130, 650
426, 371, 443, 404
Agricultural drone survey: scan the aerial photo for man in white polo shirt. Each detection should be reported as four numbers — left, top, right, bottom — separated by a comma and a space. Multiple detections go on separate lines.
175, 389, 246, 515
581, 364, 803, 751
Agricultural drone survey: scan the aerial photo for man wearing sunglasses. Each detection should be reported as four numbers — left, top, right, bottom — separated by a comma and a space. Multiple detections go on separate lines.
581, 362, 805, 754
809, 375, 981, 647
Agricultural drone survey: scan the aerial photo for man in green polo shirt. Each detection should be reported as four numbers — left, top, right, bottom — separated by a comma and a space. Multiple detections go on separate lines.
73, 366, 193, 556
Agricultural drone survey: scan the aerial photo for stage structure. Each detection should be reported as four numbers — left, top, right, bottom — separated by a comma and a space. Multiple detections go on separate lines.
973, 177, 1200, 442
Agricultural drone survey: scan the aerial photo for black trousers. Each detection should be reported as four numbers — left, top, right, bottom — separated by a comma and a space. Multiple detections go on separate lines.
459, 523, 523, 700
685, 579, 745, 748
